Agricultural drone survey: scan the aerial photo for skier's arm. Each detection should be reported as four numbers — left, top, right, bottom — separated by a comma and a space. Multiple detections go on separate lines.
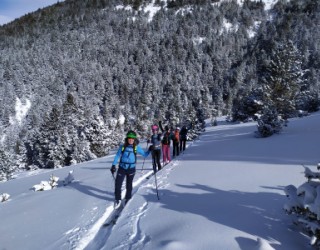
136, 145, 150, 158
159, 121, 164, 133
112, 145, 123, 166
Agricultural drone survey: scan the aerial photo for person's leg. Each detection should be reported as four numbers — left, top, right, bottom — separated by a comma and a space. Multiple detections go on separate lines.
167, 146, 171, 162
125, 168, 135, 201
164, 145, 170, 162
156, 149, 161, 170
173, 143, 176, 157
115, 168, 126, 201
152, 151, 157, 172
162, 145, 166, 163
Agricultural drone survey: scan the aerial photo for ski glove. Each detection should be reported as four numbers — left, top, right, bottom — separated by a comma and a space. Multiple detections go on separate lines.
111, 165, 116, 174
149, 145, 154, 152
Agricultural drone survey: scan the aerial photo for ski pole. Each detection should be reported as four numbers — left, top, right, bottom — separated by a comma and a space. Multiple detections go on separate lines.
153, 162, 160, 200
111, 170, 116, 186
110, 169, 116, 191
141, 142, 149, 172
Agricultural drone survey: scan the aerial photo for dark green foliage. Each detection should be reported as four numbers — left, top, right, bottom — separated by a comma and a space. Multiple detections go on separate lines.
253, 39, 304, 137
167, 0, 208, 8
232, 89, 264, 122
257, 107, 284, 138
0, 150, 14, 181
232, 0, 320, 126
260, 40, 303, 119
295, 91, 320, 113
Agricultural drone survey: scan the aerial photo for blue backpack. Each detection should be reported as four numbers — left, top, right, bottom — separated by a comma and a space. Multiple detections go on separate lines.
120, 144, 137, 164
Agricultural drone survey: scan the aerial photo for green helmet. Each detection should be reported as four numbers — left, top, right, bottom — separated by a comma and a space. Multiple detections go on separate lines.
126, 130, 137, 139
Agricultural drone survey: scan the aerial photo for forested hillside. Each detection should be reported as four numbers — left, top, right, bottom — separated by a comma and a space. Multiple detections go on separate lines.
0, 0, 319, 180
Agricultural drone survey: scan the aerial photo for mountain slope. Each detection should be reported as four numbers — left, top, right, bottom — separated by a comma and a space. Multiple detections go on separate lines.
1, 0, 320, 178
1, 112, 320, 249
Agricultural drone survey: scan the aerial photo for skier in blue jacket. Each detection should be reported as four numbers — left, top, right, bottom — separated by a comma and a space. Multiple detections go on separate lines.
110, 130, 151, 208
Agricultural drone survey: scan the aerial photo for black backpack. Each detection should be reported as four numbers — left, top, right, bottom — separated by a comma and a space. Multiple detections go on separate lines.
162, 132, 171, 145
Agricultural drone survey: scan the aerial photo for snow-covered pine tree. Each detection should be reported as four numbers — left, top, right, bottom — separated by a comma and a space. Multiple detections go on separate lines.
261, 40, 304, 120
0, 149, 14, 181
231, 88, 264, 122
255, 40, 304, 137
256, 106, 284, 137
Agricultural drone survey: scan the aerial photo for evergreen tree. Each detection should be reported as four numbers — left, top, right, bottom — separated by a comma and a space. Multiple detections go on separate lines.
260, 40, 304, 120
0, 149, 14, 181
257, 106, 284, 138
0, 0, 319, 178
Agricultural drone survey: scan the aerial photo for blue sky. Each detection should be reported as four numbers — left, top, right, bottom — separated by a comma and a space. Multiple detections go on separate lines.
0, 0, 63, 25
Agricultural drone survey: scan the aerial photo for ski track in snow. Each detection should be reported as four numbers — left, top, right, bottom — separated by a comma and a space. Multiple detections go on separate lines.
78, 142, 192, 249
112, 158, 185, 250
78, 167, 159, 249
77, 205, 115, 250
114, 202, 149, 250
69, 206, 106, 249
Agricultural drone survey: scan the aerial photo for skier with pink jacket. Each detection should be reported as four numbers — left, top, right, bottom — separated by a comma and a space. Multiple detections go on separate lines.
159, 121, 173, 165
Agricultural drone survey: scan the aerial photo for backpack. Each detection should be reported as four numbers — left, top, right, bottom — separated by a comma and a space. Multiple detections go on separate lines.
162, 132, 171, 145
150, 133, 161, 144
121, 144, 137, 163
174, 131, 180, 142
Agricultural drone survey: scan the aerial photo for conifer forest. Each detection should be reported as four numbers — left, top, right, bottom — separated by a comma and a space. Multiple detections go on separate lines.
0, 0, 319, 180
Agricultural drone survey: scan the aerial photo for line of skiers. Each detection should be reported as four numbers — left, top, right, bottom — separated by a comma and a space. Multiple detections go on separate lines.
110, 122, 188, 209
149, 121, 188, 171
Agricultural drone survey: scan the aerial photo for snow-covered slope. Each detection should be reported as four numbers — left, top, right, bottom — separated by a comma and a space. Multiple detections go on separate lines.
1, 112, 319, 249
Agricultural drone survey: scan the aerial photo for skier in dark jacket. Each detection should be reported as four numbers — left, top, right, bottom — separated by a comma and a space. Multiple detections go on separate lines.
172, 127, 180, 157
148, 126, 162, 172
179, 125, 188, 151
110, 130, 151, 208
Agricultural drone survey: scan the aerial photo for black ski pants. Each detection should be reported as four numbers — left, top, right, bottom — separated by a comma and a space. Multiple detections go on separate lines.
115, 167, 135, 201
152, 149, 162, 171
180, 139, 186, 151
173, 141, 180, 157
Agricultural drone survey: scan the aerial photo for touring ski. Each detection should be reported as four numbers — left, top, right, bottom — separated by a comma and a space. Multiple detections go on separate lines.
102, 202, 125, 227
